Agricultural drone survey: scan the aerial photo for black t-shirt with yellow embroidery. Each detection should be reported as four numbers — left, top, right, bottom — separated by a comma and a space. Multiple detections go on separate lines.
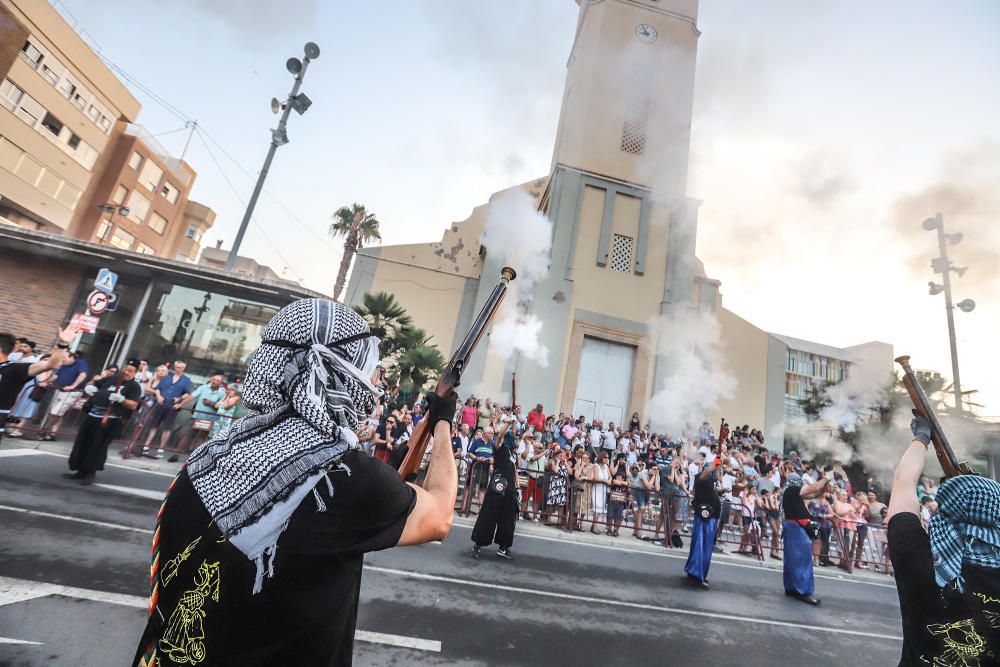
134, 450, 416, 667
888, 511, 1000, 666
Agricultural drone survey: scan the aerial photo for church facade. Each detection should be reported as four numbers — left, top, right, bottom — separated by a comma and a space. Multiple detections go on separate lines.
344, 0, 892, 442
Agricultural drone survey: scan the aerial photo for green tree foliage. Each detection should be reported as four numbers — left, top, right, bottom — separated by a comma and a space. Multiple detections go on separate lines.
330, 203, 382, 301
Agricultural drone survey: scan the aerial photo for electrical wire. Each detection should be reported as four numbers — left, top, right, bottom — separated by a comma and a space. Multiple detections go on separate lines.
195, 126, 342, 255
195, 130, 305, 284
150, 125, 191, 138
95, 53, 191, 124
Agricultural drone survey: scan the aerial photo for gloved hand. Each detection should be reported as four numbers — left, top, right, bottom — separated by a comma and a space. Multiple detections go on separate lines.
108, 392, 125, 404
83, 385, 98, 396
425, 391, 458, 428
910, 409, 933, 446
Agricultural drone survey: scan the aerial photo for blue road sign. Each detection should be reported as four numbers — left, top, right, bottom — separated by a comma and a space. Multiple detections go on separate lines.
106, 292, 121, 312
94, 268, 118, 294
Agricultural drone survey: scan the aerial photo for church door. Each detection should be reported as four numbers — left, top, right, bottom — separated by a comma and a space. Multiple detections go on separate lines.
572, 336, 634, 426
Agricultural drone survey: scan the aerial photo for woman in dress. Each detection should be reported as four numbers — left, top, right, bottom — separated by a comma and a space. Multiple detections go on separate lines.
590, 451, 611, 534
545, 449, 570, 526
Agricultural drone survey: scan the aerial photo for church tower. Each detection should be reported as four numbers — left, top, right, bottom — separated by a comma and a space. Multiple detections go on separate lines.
551, 0, 700, 195
471, 0, 717, 423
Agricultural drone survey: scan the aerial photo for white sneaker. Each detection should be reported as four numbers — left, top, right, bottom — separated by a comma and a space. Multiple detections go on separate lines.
155, 449, 164, 460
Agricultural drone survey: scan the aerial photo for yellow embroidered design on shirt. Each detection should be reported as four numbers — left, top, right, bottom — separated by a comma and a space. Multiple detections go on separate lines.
924, 619, 987, 667
973, 593, 1000, 629
158, 560, 221, 665
161, 537, 201, 587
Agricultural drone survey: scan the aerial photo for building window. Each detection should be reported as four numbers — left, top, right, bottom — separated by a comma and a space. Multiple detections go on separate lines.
609, 233, 634, 273
95, 219, 112, 240
39, 64, 59, 85
128, 152, 143, 170
86, 105, 100, 122
136, 243, 155, 255
111, 185, 128, 205
43, 111, 59, 136
126, 190, 152, 224
55, 181, 81, 209
58, 78, 76, 98
620, 66, 651, 156
71, 92, 86, 111
138, 160, 163, 193
20, 41, 43, 67
0, 137, 22, 171
98, 116, 112, 132
185, 224, 203, 242
161, 182, 179, 204
109, 227, 135, 250
148, 212, 168, 235
67, 133, 81, 149
0, 79, 24, 111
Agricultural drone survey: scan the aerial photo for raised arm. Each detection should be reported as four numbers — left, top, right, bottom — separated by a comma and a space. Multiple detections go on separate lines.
398, 393, 459, 546
27, 326, 78, 378
800, 477, 830, 500
887, 412, 931, 522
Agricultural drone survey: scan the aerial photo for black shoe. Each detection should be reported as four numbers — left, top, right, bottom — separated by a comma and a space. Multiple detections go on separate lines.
472, 545, 480, 560
167, 454, 179, 463
819, 558, 835, 567
686, 575, 710, 590
786, 590, 820, 606
496, 548, 513, 560
62, 471, 84, 479
80, 473, 95, 486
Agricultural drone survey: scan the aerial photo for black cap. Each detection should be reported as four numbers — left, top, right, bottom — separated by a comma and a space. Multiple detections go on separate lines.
125, 358, 141, 368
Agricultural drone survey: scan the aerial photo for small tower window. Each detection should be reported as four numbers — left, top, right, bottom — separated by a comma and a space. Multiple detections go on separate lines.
621, 67, 651, 155
609, 234, 634, 273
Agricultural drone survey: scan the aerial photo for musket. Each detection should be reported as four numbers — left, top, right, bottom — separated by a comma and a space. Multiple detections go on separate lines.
895, 355, 973, 478
397, 267, 517, 480
511, 372, 517, 411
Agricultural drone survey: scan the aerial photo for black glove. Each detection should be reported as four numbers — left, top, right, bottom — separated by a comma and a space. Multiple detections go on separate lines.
910, 409, 932, 446
425, 391, 458, 428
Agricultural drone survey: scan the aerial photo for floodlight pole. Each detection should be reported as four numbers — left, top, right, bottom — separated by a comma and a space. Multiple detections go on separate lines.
226, 56, 312, 271
929, 212, 963, 413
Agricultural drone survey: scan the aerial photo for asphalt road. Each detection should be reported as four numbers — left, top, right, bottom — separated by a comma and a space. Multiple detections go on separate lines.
0, 446, 905, 666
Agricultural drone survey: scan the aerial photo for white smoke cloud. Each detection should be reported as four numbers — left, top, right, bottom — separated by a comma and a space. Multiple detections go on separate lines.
782, 419, 855, 465
646, 308, 736, 436
819, 347, 891, 432
481, 187, 553, 367
489, 313, 549, 368
481, 187, 552, 302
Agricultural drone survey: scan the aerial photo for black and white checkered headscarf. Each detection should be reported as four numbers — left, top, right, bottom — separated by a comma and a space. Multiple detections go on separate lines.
186, 298, 381, 592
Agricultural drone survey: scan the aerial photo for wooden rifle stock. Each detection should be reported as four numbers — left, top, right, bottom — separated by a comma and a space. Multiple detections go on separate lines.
895, 355, 972, 478
511, 372, 517, 411
397, 267, 517, 479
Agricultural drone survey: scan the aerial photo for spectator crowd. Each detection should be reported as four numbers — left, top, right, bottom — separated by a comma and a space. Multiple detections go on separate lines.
1, 335, 243, 462
362, 391, 917, 574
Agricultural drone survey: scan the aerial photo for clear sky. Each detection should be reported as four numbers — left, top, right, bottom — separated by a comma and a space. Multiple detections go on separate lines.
60, 0, 999, 415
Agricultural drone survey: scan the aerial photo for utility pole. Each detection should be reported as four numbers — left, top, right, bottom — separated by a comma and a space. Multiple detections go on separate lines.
226, 43, 320, 271
924, 212, 975, 413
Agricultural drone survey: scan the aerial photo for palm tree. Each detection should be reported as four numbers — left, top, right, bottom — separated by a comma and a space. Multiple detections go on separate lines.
394, 345, 446, 392
330, 203, 381, 301
353, 291, 412, 343
385, 326, 432, 359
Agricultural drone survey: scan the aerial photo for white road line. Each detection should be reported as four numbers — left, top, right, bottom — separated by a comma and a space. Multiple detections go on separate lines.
364, 565, 903, 642
355, 630, 441, 652
450, 521, 898, 590
0, 446, 177, 478
0, 637, 43, 645
0, 448, 46, 458
94, 483, 165, 501
0, 577, 147, 609
0, 576, 440, 652
0, 505, 149, 535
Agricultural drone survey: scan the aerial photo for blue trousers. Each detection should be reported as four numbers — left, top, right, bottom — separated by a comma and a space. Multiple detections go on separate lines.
684, 516, 718, 583
782, 520, 815, 595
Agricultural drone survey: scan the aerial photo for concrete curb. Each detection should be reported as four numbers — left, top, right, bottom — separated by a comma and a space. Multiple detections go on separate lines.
1, 438, 187, 476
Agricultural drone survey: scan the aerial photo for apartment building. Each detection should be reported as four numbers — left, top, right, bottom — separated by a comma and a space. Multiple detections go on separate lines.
73, 123, 197, 255
0, 0, 139, 232
170, 199, 215, 263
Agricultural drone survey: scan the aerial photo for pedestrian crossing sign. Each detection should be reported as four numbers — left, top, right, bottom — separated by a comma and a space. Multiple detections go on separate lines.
94, 268, 118, 294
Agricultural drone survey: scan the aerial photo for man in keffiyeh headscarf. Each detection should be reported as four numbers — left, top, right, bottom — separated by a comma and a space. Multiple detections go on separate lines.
133, 299, 458, 667
886, 410, 1000, 667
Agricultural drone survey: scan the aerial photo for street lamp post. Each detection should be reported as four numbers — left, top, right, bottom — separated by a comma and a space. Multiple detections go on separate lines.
96, 203, 130, 246
923, 212, 975, 413
225, 42, 320, 272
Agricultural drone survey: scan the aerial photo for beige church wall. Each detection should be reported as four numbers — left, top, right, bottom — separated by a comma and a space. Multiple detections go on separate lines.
363, 250, 468, 355
714, 306, 769, 433
552, 0, 698, 193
